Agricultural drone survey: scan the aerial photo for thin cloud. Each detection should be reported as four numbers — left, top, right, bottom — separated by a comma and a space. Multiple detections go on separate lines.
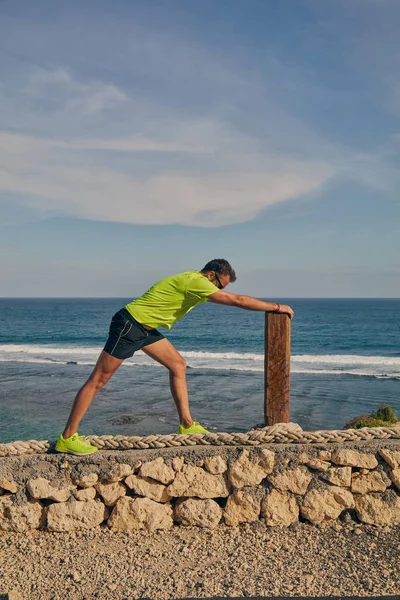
25, 67, 128, 115
0, 129, 333, 227
0, 60, 338, 227
0, 131, 214, 154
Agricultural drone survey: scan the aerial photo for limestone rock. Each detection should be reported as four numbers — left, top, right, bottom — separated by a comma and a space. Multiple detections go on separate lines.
26, 477, 75, 502
228, 449, 274, 489
95, 481, 126, 506
139, 457, 175, 485
8, 500, 45, 532
0, 480, 18, 494
47, 500, 108, 532
204, 456, 227, 475
298, 452, 310, 464
174, 498, 222, 528
172, 457, 185, 472
26, 477, 51, 499
351, 471, 390, 494
305, 459, 330, 472
73, 487, 97, 502
300, 485, 355, 524
267, 466, 312, 495
72, 473, 98, 488
389, 468, 400, 490
331, 450, 377, 469
258, 449, 276, 472
354, 490, 400, 526
224, 489, 261, 526
108, 497, 173, 532
103, 463, 132, 483
317, 450, 332, 461
320, 467, 352, 487
166, 464, 229, 499
166, 466, 196, 497
261, 489, 299, 527
178, 465, 230, 499
125, 474, 169, 503
0, 497, 45, 532
379, 449, 400, 469
252, 421, 302, 433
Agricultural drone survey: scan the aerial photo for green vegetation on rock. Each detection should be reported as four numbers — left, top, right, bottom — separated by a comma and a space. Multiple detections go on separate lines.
346, 404, 399, 429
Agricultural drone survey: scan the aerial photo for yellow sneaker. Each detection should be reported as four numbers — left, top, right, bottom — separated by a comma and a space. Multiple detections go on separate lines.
177, 421, 209, 434
55, 433, 98, 456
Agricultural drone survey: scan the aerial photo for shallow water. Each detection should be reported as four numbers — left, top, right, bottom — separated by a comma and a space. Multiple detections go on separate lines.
1, 360, 399, 443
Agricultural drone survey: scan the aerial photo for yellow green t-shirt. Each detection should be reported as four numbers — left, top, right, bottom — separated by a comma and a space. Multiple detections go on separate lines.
125, 271, 218, 330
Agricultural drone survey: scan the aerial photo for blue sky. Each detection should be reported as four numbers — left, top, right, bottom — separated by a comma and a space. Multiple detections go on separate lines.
1, 0, 399, 297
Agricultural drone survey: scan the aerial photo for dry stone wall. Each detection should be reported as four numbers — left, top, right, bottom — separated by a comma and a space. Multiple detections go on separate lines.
1, 445, 400, 533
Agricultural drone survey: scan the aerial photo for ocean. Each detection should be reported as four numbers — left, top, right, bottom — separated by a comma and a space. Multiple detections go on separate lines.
0, 298, 399, 444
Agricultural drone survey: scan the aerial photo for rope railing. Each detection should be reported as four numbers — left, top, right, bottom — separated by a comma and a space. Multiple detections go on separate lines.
1, 423, 399, 457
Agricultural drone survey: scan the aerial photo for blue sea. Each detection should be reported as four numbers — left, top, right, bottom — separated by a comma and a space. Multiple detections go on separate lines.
0, 298, 400, 444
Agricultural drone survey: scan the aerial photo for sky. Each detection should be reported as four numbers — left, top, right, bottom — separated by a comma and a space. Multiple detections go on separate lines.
1, 0, 399, 298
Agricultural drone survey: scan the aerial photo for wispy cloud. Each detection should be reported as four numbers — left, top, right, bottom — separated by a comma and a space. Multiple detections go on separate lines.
25, 67, 128, 115
0, 50, 339, 228
0, 127, 333, 227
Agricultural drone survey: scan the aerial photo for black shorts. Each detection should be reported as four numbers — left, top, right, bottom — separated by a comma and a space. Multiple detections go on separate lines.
103, 308, 164, 360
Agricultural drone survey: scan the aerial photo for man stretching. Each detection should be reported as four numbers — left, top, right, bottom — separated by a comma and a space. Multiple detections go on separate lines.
56, 259, 294, 455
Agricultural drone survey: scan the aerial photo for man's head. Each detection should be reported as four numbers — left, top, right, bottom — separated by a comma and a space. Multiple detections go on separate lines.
200, 258, 236, 289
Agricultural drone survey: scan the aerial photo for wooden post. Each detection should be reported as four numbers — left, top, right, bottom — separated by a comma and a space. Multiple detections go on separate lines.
264, 312, 291, 425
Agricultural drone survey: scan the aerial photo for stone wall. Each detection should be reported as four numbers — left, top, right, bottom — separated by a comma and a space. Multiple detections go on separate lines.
1, 442, 400, 533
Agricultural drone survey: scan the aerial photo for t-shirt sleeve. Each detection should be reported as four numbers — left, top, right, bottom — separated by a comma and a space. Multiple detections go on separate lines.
186, 276, 218, 300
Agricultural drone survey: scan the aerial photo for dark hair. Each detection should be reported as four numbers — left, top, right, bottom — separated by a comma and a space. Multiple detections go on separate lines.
200, 258, 237, 283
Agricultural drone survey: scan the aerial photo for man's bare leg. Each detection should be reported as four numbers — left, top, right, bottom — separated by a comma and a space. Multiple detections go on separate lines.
141, 338, 192, 427
63, 350, 123, 438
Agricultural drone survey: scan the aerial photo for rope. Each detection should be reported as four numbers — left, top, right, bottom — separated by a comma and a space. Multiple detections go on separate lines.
1, 423, 399, 457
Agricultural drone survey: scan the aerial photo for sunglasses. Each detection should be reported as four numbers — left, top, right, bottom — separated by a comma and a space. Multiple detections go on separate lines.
214, 272, 224, 289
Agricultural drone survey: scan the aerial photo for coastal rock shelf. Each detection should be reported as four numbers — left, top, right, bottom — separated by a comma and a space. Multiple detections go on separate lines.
1, 442, 400, 532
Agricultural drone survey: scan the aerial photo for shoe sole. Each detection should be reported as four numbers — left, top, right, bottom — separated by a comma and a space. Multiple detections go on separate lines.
55, 447, 98, 456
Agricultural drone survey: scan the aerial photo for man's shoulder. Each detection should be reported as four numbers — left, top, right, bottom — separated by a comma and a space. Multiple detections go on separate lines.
177, 270, 200, 277
163, 271, 213, 293
152, 271, 201, 291
168, 270, 201, 282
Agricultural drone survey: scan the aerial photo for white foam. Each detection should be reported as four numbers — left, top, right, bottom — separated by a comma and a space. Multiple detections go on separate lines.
291, 354, 400, 367
0, 344, 102, 355
0, 344, 399, 379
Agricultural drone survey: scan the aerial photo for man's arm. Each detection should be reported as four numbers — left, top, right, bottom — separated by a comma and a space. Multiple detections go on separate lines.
208, 290, 294, 319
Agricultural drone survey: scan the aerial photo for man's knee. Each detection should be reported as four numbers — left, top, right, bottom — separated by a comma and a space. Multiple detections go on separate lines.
170, 355, 186, 375
88, 371, 112, 390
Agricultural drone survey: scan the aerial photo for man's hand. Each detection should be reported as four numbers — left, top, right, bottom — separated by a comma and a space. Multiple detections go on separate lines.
278, 304, 294, 320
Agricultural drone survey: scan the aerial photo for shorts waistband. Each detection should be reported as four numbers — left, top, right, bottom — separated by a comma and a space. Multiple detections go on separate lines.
119, 307, 153, 332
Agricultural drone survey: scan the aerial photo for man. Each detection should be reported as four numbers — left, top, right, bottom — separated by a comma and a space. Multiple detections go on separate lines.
55, 259, 294, 455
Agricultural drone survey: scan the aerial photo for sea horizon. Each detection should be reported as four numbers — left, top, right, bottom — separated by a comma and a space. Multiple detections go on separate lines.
2, 296, 400, 299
